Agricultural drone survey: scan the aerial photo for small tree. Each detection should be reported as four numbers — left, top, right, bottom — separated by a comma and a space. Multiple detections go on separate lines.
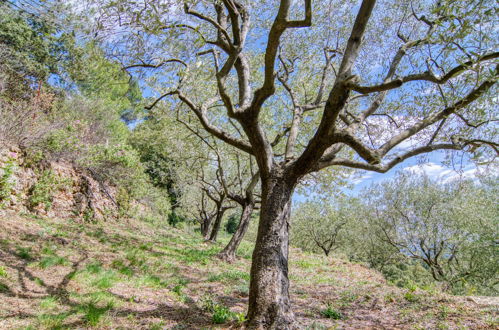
292, 198, 353, 256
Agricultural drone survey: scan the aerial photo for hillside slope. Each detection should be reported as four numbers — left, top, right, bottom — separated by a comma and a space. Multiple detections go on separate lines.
0, 212, 497, 329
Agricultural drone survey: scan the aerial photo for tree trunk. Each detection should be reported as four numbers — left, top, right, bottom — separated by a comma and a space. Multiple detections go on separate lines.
208, 207, 226, 242
201, 217, 212, 240
217, 201, 254, 262
246, 174, 297, 329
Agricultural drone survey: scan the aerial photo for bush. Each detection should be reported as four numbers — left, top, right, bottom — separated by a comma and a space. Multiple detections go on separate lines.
28, 170, 67, 211
225, 214, 240, 234
168, 212, 187, 227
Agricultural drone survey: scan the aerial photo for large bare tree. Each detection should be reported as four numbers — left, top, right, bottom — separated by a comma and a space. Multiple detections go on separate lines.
90, 0, 498, 327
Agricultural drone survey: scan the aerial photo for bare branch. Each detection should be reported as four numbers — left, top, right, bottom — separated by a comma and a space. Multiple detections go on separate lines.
349, 52, 499, 95
379, 70, 497, 156
315, 143, 461, 173
176, 91, 254, 154
124, 58, 187, 70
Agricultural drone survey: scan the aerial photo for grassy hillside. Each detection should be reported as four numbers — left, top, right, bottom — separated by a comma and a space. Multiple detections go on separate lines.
0, 212, 496, 329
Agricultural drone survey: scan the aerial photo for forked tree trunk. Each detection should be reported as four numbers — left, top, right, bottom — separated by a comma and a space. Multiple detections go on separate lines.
246, 174, 296, 329
217, 201, 254, 262
208, 207, 227, 242
201, 217, 213, 240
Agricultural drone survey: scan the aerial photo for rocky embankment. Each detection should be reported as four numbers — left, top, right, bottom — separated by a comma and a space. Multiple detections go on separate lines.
0, 146, 118, 220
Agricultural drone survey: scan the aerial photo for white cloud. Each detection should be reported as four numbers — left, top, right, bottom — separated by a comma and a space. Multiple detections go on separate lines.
403, 162, 485, 183
350, 171, 374, 185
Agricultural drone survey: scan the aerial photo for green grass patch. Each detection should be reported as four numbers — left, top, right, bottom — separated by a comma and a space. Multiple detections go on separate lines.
207, 270, 250, 283
39, 296, 60, 310
0, 281, 9, 292
0, 265, 7, 277
16, 246, 34, 260
136, 275, 169, 288
34, 277, 46, 286
91, 271, 119, 289
38, 255, 69, 268
176, 247, 219, 264
404, 291, 420, 303
77, 299, 114, 326
320, 304, 343, 320
85, 261, 104, 274
294, 259, 319, 269
36, 311, 71, 329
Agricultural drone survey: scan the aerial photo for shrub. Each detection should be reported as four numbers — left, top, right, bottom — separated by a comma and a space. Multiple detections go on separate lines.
225, 214, 240, 234
168, 212, 187, 227
28, 170, 63, 211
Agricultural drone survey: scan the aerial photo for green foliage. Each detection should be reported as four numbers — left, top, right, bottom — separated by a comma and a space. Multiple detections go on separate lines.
39, 296, 59, 310
320, 304, 343, 320
201, 295, 246, 324
28, 170, 68, 211
91, 271, 118, 290
403, 291, 420, 303
211, 304, 234, 324
0, 266, 7, 277
382, 262, 433, 289
292, 197, 354, 256
225, 213, 240, 234
168, 212, 186, 227
37, 311, 71, 329
364, 173, 498, 295
85, 262, 103, 274
0, 157, 16, 207
0, 3, 65, 99
64, 42, 142, 118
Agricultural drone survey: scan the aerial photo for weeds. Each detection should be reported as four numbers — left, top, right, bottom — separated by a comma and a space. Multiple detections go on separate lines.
78, 299, 114, 326
404, 291, 420, 303
201, 295, 245, 324
0, 265, 7, 277
16, 246, 34, 260
321, 304, 343, 320
211, 304, 233, 324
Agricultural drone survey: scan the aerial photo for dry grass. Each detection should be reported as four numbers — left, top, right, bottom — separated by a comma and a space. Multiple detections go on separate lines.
0, 211, 497, 329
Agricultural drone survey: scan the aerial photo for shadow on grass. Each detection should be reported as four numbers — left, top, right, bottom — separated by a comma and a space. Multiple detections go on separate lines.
0, 222, 246, 329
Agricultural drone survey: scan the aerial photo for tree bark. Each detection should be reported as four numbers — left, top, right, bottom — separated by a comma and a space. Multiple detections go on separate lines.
217, 201, 254, 262
201, 216, 213, 240
246, 173, 297, 329
208, 206, 227, 242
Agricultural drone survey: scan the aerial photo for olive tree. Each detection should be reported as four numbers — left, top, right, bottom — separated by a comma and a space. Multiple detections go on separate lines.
216, 153, 260, 262
292, 197, 355, 256
366, 173, 498, 295
88, 0, 498, 327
